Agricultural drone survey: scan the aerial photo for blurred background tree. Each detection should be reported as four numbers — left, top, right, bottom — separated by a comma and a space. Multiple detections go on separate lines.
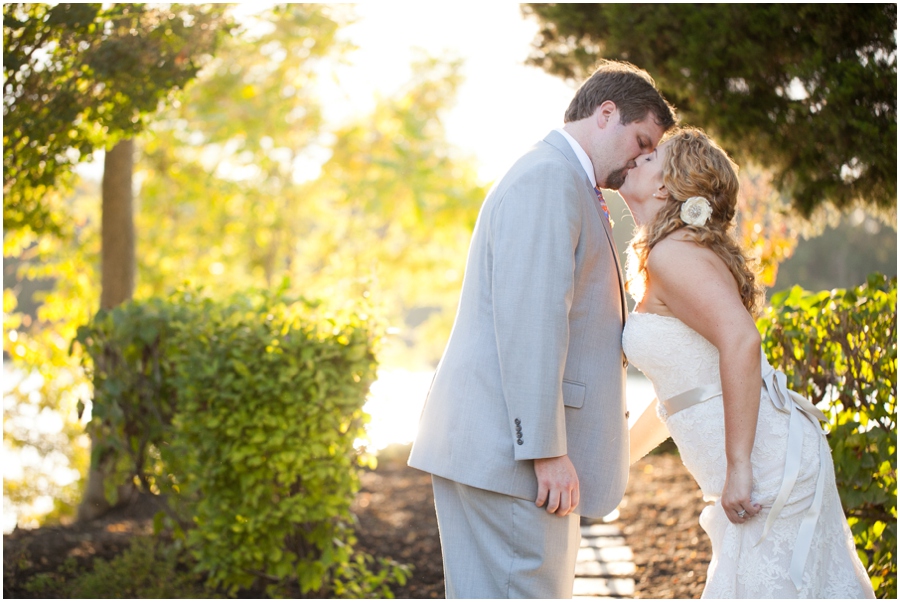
137, 8, 484, 367
3, 3, 483, 529
311, 55, 486, 367
772, 209, 898, 292
4, 2, 234, 522
3, 2, 232, 237
522, 3, 897, 219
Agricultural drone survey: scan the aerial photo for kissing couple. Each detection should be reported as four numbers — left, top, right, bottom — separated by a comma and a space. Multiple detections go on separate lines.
408, 60, 875, 599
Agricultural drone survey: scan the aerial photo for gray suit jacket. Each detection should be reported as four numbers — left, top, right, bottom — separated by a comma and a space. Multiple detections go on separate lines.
408, 130, 629, 519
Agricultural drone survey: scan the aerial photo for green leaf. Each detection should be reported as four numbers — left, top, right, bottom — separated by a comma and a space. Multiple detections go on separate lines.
231, 359, 250, 378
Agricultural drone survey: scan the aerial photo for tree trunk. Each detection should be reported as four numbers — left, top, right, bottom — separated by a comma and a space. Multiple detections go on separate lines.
78, 139, 135, 522
100, 139, 135, 309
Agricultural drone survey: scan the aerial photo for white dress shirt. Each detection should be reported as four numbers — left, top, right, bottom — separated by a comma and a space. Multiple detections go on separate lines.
555, 128, 596, 189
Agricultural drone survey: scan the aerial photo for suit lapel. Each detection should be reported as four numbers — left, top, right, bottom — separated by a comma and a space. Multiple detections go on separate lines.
543, 131, 628, 325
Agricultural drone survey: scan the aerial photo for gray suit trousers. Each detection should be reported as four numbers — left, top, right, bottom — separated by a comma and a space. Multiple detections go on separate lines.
432, 475, 580, 599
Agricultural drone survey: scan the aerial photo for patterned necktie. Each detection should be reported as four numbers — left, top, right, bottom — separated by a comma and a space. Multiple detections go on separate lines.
594, 186, 613, 227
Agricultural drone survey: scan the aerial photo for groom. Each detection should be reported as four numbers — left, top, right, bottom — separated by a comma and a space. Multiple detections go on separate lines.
408, 60, 676, 598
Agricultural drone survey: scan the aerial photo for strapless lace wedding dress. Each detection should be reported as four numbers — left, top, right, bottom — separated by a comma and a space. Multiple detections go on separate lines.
623, 312, 875, 598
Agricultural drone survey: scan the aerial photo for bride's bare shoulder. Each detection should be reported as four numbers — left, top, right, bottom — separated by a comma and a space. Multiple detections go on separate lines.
646, 232, 718, 275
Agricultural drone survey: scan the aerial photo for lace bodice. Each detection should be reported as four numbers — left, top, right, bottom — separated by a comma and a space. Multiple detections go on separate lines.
622, 312, 720, 403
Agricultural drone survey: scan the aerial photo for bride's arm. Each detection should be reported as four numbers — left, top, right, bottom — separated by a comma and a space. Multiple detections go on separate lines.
646, 237, 762, 524
629, 398, 670, 464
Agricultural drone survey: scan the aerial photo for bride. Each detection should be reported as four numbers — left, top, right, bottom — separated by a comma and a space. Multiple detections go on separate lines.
618, 127, 875, 598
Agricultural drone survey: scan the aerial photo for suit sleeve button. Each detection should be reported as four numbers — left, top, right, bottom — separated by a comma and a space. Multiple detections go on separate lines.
516, 438, 524, 445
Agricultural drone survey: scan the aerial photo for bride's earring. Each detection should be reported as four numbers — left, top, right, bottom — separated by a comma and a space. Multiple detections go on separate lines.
652, 187, 668, 200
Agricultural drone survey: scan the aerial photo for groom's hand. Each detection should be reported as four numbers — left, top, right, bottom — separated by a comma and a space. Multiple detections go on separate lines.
534, 454, 580, 516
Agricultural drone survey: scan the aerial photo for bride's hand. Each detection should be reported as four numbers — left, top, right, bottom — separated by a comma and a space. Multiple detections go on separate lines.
721, 460, 761, 524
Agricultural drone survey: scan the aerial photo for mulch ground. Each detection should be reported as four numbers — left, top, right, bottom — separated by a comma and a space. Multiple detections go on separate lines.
4, 444, 711, 599
616, 447, 712, 599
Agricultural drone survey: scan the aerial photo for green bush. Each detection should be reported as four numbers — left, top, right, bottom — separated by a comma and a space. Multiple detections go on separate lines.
74, 288, 409, 597
757, 273, 897, 598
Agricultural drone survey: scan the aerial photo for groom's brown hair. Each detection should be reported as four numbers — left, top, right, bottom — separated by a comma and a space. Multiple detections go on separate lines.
565, 59, 677, 128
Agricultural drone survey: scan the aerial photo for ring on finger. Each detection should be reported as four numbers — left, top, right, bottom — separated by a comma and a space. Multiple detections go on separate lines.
737, 509, 746, 518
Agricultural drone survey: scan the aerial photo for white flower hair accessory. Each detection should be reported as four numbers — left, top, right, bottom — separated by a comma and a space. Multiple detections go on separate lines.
680, 196, 713, 226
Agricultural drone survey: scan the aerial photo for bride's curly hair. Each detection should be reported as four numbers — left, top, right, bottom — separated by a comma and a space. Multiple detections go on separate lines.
626, 127, 764, 316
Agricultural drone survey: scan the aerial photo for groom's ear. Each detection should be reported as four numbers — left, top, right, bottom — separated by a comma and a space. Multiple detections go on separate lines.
595, 101, 617, 129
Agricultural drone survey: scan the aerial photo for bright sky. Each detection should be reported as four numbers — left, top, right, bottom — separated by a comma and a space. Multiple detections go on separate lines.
297, 2, 576, 183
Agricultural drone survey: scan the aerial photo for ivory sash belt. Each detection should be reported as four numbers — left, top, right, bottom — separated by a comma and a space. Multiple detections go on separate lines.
659, 353, 828, 591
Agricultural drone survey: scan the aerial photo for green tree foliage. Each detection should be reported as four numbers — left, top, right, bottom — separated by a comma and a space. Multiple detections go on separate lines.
4, 4, 485, 528
136, 3, 351, 293
309, 54, 486, 365
2, 2, 233, 236
73, 289, 410, 597
137, 5, 485, 365
3, 3, 230, 525
3, 179, 100, 527
522, 4, 897, 218
757, 274, 897, 597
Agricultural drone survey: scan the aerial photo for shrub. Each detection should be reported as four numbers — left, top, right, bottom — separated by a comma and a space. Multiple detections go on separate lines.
74, 288, 409, 597
757, 273, 897, 598
24, 538, 211, 598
